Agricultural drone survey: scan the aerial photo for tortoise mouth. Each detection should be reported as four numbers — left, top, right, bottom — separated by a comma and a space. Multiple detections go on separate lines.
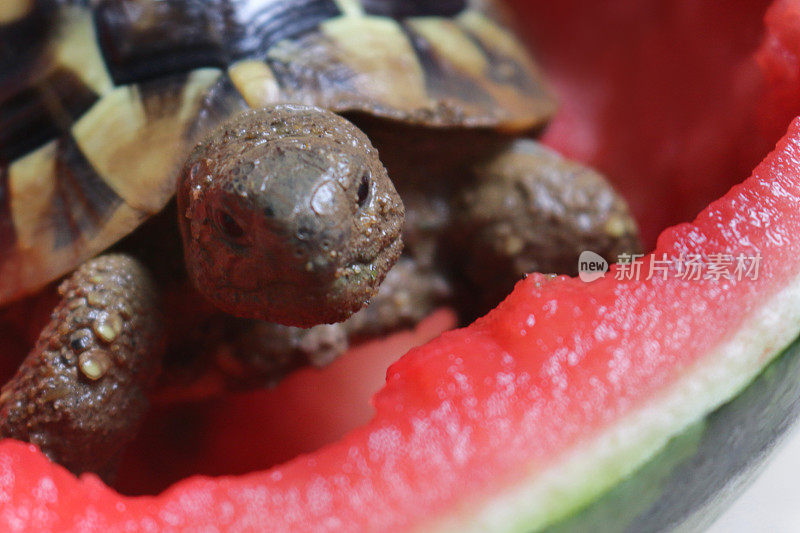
204, 231, 404, 327
216, 231, 403, 294
334, 232, 404, 290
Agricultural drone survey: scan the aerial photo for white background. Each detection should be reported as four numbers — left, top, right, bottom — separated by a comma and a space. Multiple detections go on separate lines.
709, 424, 800, 532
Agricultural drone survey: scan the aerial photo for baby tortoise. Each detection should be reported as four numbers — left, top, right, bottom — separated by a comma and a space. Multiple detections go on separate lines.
0, 0, 640, 477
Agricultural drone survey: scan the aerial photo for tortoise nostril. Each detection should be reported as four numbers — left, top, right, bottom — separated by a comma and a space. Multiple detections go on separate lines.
357, 173, 370, 208
190, 162, 203, 181
296, 226, 313, 241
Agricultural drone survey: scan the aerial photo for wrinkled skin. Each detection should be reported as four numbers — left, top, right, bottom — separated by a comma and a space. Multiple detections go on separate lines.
179, 105, 404, 327
355, 118, 642, 318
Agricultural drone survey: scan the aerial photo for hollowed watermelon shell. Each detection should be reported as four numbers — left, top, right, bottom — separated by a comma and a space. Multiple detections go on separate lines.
4, 0, 800, 531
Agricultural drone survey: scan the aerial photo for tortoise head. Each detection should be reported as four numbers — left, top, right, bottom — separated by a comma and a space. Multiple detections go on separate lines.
178, 105, 404, 327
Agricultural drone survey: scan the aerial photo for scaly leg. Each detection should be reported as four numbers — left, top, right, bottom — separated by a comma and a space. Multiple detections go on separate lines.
450, 139, 642, 315
0, 255, 163, 478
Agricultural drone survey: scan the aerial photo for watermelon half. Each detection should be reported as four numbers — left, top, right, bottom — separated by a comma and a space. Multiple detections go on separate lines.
4, 0, 800, 530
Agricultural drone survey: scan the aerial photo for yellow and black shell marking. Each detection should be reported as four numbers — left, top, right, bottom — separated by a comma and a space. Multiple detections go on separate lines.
0, 0, 555, 305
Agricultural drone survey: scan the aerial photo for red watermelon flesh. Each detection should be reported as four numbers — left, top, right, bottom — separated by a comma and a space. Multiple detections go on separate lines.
5, 0, 800, 530
524, 0, 776, 246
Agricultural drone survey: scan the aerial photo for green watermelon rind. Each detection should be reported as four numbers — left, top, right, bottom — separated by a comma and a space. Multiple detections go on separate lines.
549, 331, 800, 533
425, 272, 800, 532
547, 420, 706, 533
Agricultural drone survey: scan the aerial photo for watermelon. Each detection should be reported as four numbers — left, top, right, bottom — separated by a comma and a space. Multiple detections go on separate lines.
4, 0, 800, 531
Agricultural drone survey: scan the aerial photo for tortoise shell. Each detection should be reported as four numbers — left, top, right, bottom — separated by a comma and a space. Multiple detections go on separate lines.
0, 0, 555, 305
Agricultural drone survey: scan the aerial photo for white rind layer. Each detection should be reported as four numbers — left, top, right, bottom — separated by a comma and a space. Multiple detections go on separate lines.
425, 272, 800, 532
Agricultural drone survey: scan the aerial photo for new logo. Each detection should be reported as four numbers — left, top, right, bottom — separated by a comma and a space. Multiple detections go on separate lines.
578, 251, 608, 282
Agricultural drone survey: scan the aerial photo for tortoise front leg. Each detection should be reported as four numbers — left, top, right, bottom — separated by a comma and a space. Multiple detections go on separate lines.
450, 140, 643, 316
0, 254, 163, 478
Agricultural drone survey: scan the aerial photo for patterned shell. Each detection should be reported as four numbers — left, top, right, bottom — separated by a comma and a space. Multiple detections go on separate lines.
0, 0, 555, 305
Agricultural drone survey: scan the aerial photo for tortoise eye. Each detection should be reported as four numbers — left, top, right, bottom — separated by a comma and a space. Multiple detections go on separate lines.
214, 208, 246, 242
357, 173, 370, 208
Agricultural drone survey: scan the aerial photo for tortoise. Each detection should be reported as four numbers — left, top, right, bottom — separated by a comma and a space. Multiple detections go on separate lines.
0, 0, 641, 477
